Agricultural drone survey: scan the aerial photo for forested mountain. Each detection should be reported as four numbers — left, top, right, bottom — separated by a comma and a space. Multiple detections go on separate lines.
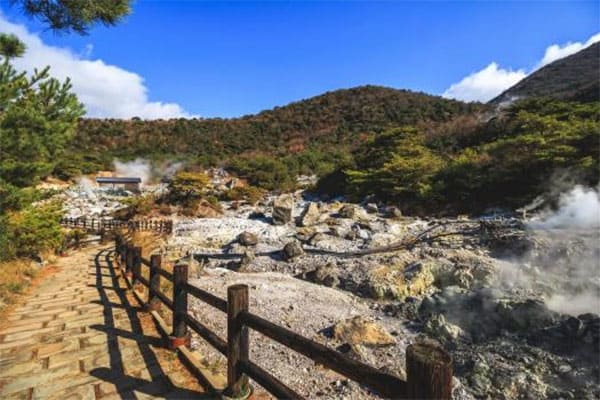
65, 45, 599, 214
492, 42, 600, 104
73, 86, 483, 167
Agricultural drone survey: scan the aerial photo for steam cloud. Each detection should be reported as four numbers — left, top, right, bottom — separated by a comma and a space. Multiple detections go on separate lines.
113, 158, 184, 185
114, 159, 152, 185
528, 185, 600, 229
519, 185, 600, 316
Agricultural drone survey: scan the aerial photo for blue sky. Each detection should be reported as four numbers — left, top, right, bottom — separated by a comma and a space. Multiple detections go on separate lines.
0, 1, 598, 118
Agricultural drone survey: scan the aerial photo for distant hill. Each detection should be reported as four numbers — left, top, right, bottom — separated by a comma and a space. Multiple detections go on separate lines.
491, 42, 600, 104
74, 85, 483, 163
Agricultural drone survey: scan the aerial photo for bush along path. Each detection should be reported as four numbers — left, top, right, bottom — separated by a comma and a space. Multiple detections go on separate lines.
0, 244, 205, 399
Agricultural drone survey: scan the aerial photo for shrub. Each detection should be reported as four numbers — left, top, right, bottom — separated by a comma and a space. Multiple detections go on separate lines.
0, 201, 64, 261
168, 171, 210, 202
221, 186, 264, 204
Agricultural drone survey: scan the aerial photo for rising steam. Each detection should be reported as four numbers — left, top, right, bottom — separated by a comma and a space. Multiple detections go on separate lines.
114, 159, 152, 184
521, 185, 600, 316
528, 185, 600, 229
113, 158, 184, 185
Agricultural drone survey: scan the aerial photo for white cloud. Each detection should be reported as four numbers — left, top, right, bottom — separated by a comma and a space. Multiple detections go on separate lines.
443, 32, 600, 103
442, 62, 526, 103
537, 32, 600, 68
0, 15, 190, 119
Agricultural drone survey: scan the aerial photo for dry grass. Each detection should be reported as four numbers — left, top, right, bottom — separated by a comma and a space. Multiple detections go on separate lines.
0, 251, 58, 309
0, 259, 37, 307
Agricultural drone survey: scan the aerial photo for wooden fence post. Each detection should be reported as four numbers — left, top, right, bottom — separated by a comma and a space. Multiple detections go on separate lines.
115, 236, 122, 266
125, 245, 133, 279
406, 342, 453, 400
132, 246, 142, 287
170, 263, 190, 349
227, 284, 250, 398
147, 254, 162, 311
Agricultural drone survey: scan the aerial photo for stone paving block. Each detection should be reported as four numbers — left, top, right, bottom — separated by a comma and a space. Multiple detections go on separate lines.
0, 388, 31, 400
63, 316, 106, 330
37, 339, 80, 358
0, 362, 79, 396
0, 338, 35, 351
33, 376, 97, 400
6, 315, 55, 327
0, 322, 45, 335
0, 359, 44, 378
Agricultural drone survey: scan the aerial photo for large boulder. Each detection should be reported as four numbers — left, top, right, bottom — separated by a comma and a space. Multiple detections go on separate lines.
299, 202, 320, 226
272, 195, 294, 225
238, 231, 258, 246
332, 316, 396, 347
282, 241, 304, 261
365, 262, 435, 301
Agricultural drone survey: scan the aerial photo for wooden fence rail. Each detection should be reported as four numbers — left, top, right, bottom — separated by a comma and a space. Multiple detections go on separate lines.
60, 217, 173, 234
114, 235, 453, 399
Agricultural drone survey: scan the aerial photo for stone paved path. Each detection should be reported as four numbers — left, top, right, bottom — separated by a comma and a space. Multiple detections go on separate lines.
0, 245, 208, 399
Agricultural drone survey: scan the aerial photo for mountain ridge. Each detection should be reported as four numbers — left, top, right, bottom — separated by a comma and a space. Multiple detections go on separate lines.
491, 42, 600, 104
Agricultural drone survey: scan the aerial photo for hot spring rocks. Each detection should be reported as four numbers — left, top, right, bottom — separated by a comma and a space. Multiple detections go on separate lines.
272, 195, 294, 225
332, 316, 396, 347
363, 261, 435, 301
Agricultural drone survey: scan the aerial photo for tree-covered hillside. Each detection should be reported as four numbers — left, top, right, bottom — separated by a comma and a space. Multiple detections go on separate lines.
492, 42, 600, 104
329, 98, 599, 214
72, 86, 484, 170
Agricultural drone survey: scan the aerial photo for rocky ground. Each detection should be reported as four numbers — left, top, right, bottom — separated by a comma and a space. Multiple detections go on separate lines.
57, 176, 600, 399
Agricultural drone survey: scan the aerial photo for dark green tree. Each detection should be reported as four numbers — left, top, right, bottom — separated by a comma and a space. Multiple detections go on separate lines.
0, 59, 85, 187
10, 0, 131, 34
0, 33, 26, 60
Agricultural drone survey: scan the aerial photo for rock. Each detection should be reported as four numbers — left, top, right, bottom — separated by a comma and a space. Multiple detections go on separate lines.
338, 205, 356, 219
272, 195, 294, 225
299, 203, 320, 227
239, 251, 255, 269
424, 314, 465, 343
385, 206, 402, 218
195, 199, 223, 218
496, 299, 556, 332
332, 316, 396, 347
365, 262, 435, 301
304, 263, 339, 287
238, 231, 258, 246
365, 203, 378, 214
283, 241, 304, 261
309, 232, 328, 246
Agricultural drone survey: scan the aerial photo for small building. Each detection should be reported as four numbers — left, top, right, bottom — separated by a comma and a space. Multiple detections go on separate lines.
95, 177, 142, 193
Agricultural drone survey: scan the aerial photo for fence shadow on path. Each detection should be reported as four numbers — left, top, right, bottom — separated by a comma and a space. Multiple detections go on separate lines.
87, 249, 213, 399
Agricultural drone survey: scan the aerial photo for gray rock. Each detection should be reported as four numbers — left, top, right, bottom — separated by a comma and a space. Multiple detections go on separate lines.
299, 202, 320, 227
240, 250, 255, 268
272, 195, 294, 225
424, 314, 465, 343
283, 241, 304, 260
385, 206, 402, 218
304, 263, 339, 287
309, 232, 328, 246
365, 203, 378, 214
238, 231, 258, 246
338, 205, 357, 219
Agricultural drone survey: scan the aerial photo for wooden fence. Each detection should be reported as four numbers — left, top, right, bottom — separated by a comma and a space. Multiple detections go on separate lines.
114, 235, 453, 399
60, 217, 173, 234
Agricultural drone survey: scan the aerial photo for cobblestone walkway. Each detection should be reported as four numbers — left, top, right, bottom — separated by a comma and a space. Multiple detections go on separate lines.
0, 245, 207, 399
